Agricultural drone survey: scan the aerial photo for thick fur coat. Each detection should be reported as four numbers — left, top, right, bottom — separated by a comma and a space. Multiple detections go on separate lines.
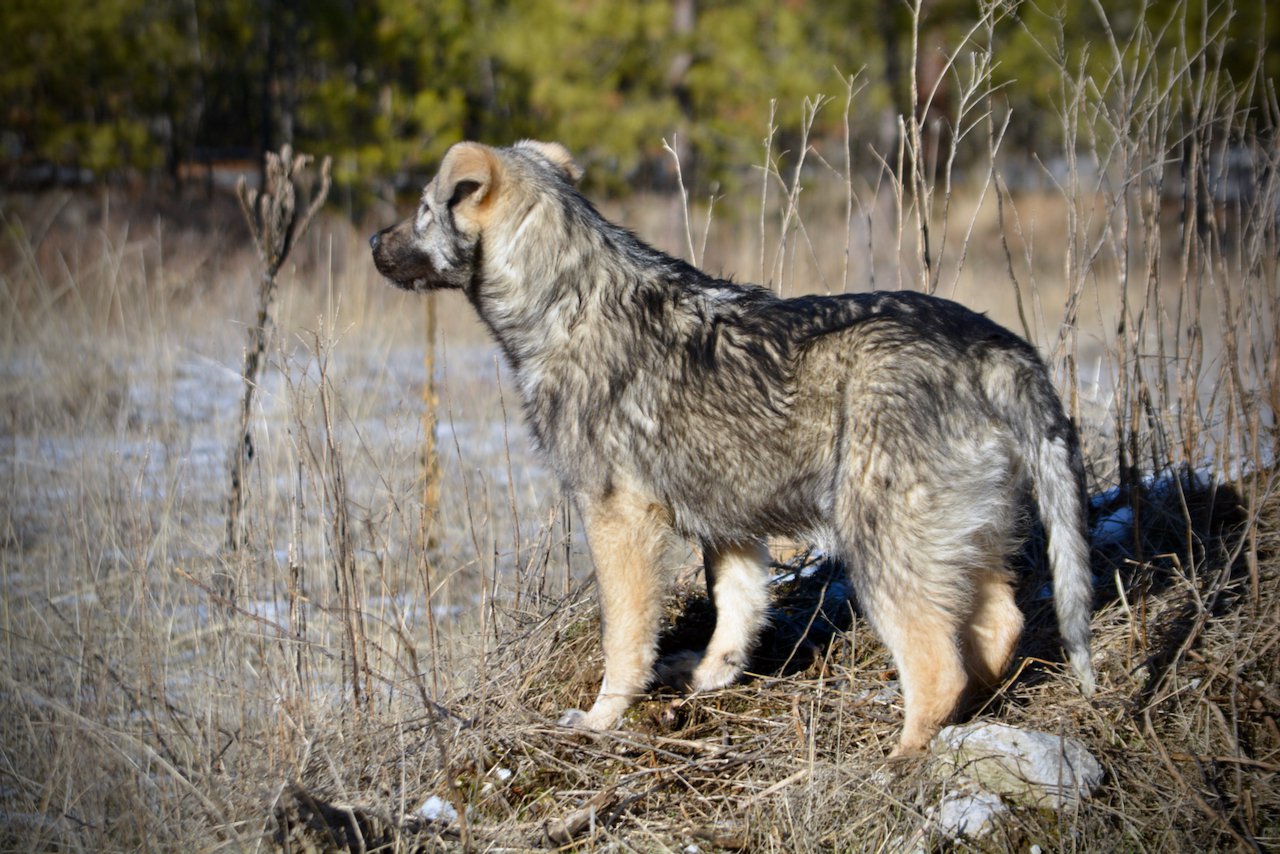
371, 140, 1094, 754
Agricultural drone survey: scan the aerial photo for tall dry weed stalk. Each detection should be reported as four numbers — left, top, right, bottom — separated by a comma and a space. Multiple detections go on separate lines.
287, 329, 374, 711
226, 146, 331, 551
420, 293, 442, 551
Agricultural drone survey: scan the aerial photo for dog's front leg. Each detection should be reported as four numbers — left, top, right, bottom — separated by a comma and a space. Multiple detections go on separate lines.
558, 487, 670, 730
691, 540, 771, 691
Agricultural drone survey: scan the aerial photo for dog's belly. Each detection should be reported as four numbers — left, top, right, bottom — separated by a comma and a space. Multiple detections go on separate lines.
639, 429, 835, 543
667, 478, 830, 543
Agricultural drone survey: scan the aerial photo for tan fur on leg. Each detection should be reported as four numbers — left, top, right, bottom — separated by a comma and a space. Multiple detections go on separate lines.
961, 569, 1024, 688
691, 540, 771, 691
877, 602, 968, 756
559, 486, 671, 730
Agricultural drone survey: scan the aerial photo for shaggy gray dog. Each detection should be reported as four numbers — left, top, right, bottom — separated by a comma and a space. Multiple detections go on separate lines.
371, 140, 1094, 754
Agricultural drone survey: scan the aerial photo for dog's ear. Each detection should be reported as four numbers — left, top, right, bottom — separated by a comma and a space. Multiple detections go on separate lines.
515, 140, 584, 185
435, 142, 500, 209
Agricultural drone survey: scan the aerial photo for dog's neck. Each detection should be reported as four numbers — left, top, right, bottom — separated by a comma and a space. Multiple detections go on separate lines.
470, 198, 676, 366
465, 204, 701, 480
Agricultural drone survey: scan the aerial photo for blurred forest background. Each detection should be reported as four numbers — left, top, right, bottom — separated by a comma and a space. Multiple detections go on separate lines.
3, 0, 1276, 200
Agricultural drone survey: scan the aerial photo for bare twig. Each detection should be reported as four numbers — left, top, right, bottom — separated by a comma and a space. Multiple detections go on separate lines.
225, 146, 332, 551
663, 135, 698, 265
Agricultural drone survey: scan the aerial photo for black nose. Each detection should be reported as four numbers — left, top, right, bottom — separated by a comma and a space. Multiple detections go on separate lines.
368, 231, 381, 250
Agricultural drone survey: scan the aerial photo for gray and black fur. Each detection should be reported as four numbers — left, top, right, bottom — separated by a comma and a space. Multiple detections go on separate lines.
371, 140, 1094, 754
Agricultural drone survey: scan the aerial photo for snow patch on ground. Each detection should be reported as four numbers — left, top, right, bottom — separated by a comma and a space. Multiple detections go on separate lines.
415, 794, 457, 824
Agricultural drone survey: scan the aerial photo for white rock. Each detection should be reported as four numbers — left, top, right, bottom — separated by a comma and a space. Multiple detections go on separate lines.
934, 788, 1008, 839
932, 722, 1103, 808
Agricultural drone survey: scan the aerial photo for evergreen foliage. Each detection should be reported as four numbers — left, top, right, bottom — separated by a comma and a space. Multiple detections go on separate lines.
1, 0, 1274, 193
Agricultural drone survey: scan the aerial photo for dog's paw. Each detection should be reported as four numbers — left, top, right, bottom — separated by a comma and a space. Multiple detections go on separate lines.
691, 650, 747, 692
557, 706, 619, 729
556, 708, 588, 728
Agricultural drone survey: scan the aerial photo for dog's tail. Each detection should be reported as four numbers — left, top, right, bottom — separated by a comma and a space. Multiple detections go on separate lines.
1029, 423, 1096, 696
996, 357, 1096, 696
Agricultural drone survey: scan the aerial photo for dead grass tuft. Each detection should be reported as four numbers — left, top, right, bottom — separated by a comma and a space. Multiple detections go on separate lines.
272, 474, 1274, 850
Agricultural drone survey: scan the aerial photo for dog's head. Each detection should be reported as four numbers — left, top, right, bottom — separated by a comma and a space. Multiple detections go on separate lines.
369, 140, 582, 293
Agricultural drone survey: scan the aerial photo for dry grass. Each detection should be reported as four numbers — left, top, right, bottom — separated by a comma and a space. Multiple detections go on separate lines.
2, 2, 1278, 850
259, 473, 1274, 852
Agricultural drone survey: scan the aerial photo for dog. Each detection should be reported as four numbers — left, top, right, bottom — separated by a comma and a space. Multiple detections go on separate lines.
370, 140, 1095, 755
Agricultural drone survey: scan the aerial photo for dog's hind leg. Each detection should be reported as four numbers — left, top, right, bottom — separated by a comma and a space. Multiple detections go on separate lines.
843, 521, 970, 756
690, 540, 771, 691
864, 580, 969, 756
559, 487, 670, 730
961, 568, 1023, 689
